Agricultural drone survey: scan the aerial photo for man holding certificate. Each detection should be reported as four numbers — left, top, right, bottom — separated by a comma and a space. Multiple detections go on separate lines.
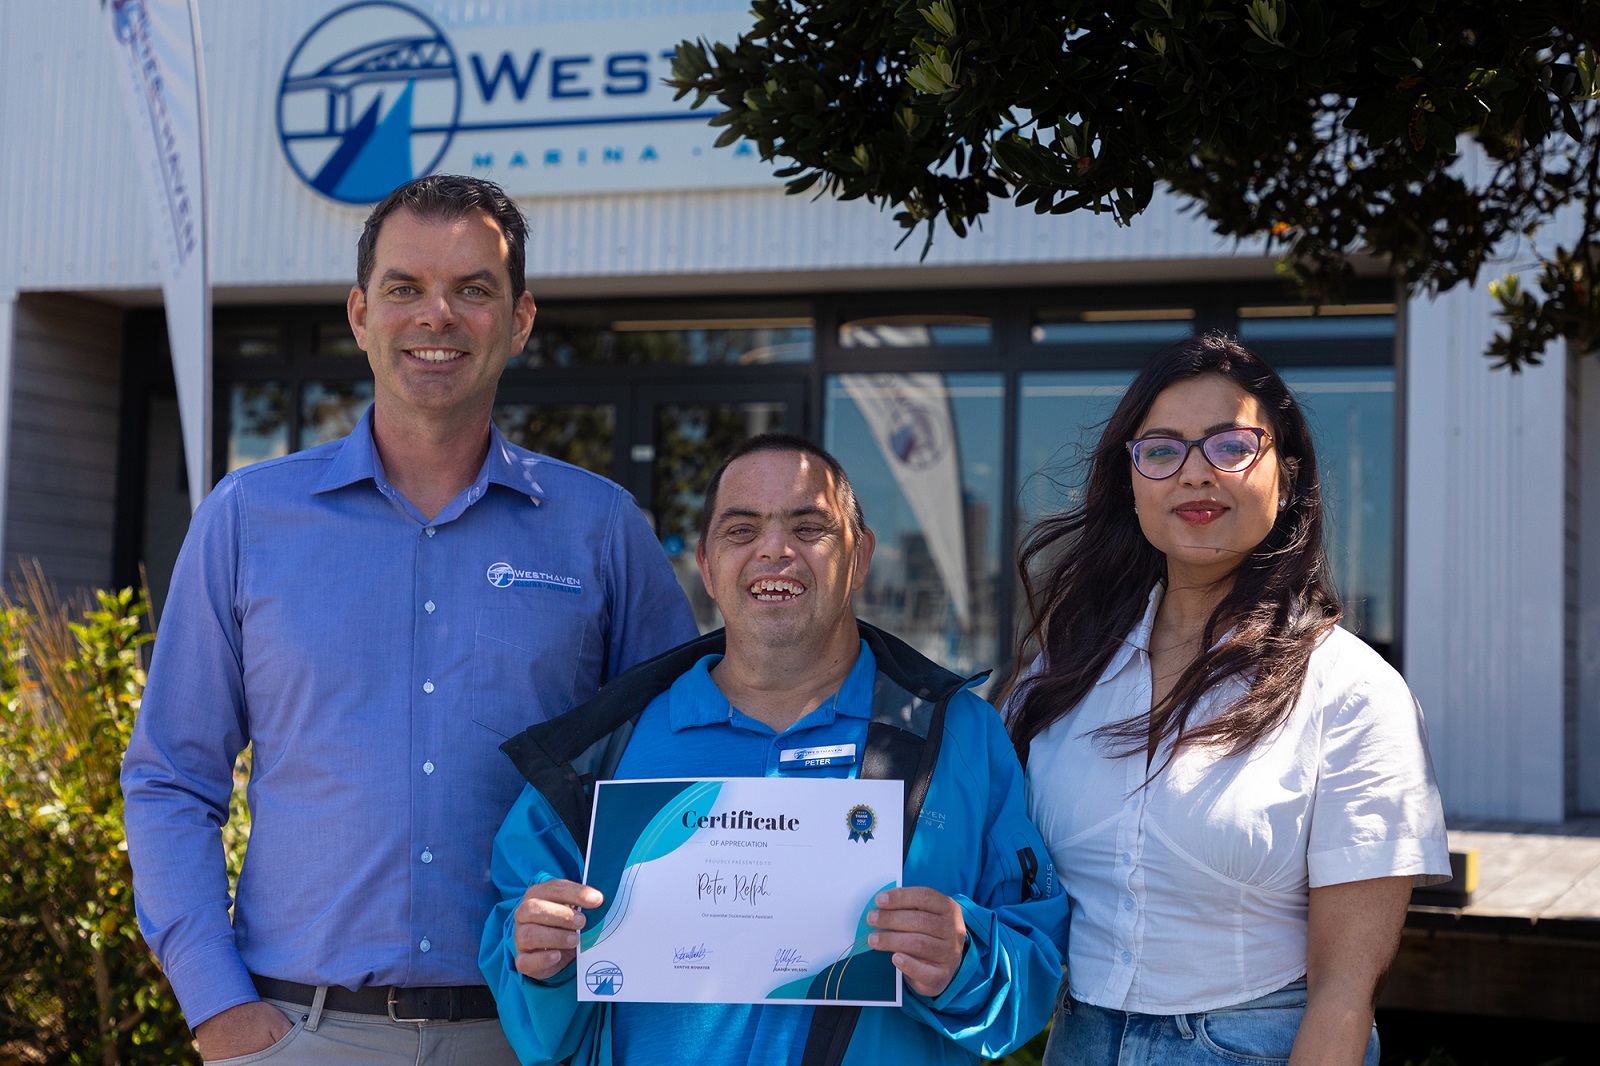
480, 434, 1067, 1066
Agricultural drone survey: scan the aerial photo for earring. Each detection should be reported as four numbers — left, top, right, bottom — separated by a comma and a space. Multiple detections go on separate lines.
1279, 497, 1288, 507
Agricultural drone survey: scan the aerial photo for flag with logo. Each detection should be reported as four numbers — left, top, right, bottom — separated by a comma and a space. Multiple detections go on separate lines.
102, 0, 211, 510
838, 374, 970, 627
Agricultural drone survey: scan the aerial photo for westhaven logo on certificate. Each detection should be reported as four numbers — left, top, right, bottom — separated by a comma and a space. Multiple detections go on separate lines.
576, 778, 904, 1006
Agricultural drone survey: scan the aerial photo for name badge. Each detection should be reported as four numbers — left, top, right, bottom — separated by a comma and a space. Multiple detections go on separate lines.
778, 743, 857, 770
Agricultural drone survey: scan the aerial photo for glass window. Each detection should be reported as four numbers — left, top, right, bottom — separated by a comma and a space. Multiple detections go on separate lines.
1015, 370, 1138, 530
299, 381, 374, 450
317, 322, 364, 358
653, 401, 789, 632
1280, 365, 1396, 654
227, 383, 288, 471
493, 403, 617, 478
217, 324, 281, 360
1237, 305, 1397, 362
838, 315, 992, 348
1032, 308, 1193, 347
517, 317, 814, 367
825, 373, 1002, 677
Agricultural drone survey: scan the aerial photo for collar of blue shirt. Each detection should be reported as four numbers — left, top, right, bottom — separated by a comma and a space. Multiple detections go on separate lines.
666, 641, 878, 733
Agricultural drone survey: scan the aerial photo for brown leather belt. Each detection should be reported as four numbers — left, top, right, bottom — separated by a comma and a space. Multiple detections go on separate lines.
251, 975, 498, 1022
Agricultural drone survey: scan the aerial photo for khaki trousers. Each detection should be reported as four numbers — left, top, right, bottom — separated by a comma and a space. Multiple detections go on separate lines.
203, 996, 521, 1066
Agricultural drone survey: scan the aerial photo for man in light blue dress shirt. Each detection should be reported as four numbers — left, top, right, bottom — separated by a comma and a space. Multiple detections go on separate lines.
121, 175, 697, 1064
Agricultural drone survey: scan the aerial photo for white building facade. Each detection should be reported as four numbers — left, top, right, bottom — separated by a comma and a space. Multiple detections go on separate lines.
0, 0, 1594, 822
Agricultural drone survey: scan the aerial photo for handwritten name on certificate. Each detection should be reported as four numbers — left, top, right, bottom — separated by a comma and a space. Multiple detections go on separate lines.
576, 777, 903, 1006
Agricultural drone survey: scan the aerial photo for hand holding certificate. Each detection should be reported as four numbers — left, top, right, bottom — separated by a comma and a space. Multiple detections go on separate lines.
571, 777, 905, 1006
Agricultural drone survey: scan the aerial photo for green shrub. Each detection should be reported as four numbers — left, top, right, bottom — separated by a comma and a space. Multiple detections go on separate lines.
0, 566, 237, 1064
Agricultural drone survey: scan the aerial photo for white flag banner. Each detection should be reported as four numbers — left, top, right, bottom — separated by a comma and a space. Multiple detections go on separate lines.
838, 374, 970, 626
104, 0, 211, 510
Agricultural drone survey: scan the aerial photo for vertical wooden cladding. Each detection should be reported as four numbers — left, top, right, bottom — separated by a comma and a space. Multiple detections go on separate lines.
5, 295, 125, 597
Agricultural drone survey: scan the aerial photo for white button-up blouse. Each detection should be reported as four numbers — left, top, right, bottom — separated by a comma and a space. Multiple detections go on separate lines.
1019, 587, 1450, 1015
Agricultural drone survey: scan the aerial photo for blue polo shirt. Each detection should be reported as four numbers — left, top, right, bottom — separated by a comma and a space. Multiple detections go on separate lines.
608, 645, 879, 1066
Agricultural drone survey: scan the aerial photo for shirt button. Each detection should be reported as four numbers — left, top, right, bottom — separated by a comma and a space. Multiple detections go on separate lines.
1120, 950, 1133, 963
421, 849, 433, 864
425, 600, 436, 613
425, 527, 436, 537
419, 938, 431, 953
423, 680, 435, 694
1121, 852, 1132, 864
422, 761, 435, 775
1124, 898, 1135, 911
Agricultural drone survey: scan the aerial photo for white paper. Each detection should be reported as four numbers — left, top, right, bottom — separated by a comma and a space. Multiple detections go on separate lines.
577, 777, 903, 1006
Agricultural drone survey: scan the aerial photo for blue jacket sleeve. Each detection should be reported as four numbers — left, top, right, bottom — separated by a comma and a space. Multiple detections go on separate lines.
481, 783, 600, 1066
896, 692, 1068, 1059
119, 475, 257, 1027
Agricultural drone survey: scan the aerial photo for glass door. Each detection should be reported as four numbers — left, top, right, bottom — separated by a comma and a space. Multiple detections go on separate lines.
493, 379, 808, 632
633, 382, 807, 632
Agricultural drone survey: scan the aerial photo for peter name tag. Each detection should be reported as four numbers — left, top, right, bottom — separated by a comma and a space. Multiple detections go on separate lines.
778, 744, 857, 770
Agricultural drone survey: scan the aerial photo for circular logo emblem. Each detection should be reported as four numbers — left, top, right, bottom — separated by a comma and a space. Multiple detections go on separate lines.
846, 804, 878, 843
885, 399, 947, 471
486, 561, 516, 588
585, 960, 624, 996
277, 0, 461, 204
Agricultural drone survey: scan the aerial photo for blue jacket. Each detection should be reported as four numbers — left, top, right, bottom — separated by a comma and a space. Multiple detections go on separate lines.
480, 623, 1067, 1066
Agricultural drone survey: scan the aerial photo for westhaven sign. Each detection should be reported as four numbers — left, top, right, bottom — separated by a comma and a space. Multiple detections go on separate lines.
276, 1, 771, 204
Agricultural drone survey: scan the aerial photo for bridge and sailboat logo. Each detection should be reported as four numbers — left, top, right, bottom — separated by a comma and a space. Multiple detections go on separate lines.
277, 1, 461, 204
276, 1, 772, 203
585, 959, 624, 996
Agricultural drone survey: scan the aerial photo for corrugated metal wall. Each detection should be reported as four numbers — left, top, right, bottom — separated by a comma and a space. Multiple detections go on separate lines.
1580, 355, 1600, 812
1405, 283, 1571, 821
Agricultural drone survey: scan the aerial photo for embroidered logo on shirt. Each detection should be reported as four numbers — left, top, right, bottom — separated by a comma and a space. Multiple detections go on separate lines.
485, 561, 583, 594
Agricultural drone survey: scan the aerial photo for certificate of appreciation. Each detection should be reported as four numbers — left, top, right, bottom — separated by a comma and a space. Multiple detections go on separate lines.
575, 777, 903, 1006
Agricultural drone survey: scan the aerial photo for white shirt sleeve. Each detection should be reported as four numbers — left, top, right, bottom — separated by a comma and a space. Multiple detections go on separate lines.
1305, 653, 1452, 888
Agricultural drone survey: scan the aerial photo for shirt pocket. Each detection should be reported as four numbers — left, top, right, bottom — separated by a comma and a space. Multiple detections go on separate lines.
470, 605, 591, 739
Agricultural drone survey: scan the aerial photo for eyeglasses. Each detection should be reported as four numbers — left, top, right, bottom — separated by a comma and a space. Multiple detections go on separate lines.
1126, 427, 1273, 480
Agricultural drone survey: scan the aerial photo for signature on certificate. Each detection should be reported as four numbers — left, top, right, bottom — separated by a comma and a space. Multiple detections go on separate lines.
698, 869, 773, 909
773, 947, 808, 972
673, 943, 711, 963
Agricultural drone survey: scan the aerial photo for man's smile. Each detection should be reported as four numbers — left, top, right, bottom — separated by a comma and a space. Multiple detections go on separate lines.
748, 577, 806, 601
406, 347, 467, 363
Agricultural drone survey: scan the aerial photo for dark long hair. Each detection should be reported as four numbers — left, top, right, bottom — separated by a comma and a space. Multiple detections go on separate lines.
1005, 332, 1341, 768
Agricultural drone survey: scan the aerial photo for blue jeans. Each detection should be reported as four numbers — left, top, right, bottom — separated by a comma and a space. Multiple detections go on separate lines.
1042, 979, 1380, 1066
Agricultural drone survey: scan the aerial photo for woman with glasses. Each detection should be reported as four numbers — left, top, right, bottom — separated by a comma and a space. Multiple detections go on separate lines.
1006, 333, 1449, 1065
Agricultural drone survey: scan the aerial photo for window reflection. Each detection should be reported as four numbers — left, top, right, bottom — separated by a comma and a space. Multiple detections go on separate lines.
227, 384, 288, 471
1032, 308, 1193, 347
1280, 366, 1396, 653
838, 315, 992, 349
825, 373, 1002, 677
493, 404, 616, 478
654, 401, 788, 633
299, 381, 373, 450
217, 325, 281, 360
317, 322, 364, 358
1015, 371, 1138, 529
517, 318, 813, 368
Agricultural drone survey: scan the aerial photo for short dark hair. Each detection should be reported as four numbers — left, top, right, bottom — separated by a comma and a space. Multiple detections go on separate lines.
699, 434, 866, 546
355, 174, 529, 301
